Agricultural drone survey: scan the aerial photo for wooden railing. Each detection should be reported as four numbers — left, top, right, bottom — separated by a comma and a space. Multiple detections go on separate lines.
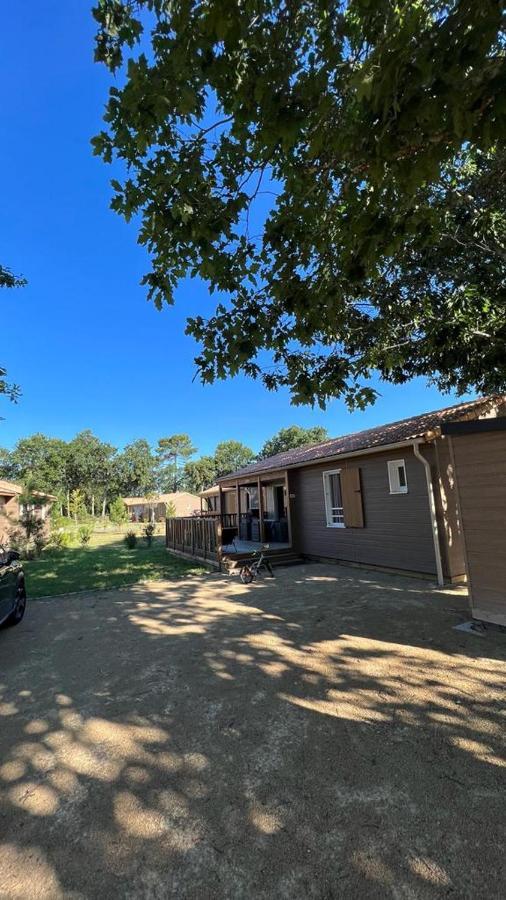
196, 511, 238, 528
166, 516, 222, 564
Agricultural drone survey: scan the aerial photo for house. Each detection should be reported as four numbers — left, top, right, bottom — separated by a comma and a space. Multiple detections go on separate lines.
168, 396, 506, 600
123, 491, 200, 523
0, 479, 55, 544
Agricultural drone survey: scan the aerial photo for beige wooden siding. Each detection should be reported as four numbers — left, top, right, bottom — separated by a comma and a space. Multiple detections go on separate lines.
289, 450, 438, 575
0, 494, 19, 544
223, 491, 237, 514
449, 430, 506, 625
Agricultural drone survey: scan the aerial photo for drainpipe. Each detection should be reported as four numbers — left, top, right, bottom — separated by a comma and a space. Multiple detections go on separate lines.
412, 442, 444, 586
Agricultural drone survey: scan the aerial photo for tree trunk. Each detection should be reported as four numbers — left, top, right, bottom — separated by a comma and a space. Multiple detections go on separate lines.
102, 497, 107, 517
91, 495, 95, 518
66, 489, 70, 518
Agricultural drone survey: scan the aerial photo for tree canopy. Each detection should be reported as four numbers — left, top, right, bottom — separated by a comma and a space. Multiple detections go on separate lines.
183, 439, 255, 492
114, 439, 157, 496
0, 422, 329, 511
213, 440, 255, 477
183, 455, 218, 494
259, 425, 329, 459
93, 0, 506, 408
157, 433, 197, 491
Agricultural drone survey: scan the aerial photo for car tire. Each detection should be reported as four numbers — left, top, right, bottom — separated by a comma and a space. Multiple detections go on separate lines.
6, 583, 27, 627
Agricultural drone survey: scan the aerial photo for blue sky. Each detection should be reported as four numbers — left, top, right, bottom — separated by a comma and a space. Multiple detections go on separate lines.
0, 2, 475, 456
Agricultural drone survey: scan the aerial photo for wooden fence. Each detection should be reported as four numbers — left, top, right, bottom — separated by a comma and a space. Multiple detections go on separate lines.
166, 516, 222, 565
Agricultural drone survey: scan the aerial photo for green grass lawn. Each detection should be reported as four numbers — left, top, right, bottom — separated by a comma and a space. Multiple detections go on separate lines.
23, 534, 207, 598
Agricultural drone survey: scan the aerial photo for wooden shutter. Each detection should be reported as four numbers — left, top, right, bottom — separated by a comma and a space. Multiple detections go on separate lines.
341, 467, 364, 528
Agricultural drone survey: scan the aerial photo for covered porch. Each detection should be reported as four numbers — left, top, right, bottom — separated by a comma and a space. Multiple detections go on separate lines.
167, 469, 295, 567
207, 468, 293, 550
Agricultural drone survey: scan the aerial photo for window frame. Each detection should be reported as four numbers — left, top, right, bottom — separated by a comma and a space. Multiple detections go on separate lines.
322, 469, 346, 528
387, 459, 408, 495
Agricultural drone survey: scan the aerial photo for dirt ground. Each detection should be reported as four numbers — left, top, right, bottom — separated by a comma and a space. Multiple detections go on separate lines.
0, 564, 505, 899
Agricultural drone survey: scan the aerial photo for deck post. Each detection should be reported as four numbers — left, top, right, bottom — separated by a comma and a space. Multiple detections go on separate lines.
284, 470, 293, 547
257, 476, 265, 543
216, 516, 223, 572
236, 481, 241, 539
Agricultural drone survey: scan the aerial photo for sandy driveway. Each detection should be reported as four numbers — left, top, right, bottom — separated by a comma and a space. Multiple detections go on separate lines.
0, 564, 504, 898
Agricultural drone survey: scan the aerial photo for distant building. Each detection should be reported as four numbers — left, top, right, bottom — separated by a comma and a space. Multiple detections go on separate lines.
122, 491, 200, 523
0, 479, 56, 544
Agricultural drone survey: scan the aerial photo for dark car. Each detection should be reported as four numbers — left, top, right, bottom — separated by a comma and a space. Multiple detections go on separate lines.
0, 546, 26, 627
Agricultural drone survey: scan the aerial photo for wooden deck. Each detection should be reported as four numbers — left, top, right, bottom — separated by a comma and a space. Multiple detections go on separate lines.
166, 517, 300, 569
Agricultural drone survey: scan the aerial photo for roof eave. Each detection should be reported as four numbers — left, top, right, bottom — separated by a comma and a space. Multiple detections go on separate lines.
218, 435, 433, 484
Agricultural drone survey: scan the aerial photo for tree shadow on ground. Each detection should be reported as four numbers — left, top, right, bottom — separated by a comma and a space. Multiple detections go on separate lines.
0, 564, 504, 898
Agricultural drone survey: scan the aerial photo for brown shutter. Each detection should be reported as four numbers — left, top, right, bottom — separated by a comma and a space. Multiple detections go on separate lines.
341, 467, 364, 528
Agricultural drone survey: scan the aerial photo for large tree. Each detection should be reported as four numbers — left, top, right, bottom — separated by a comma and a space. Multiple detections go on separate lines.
213, 440, 255, 477
259, 425, 329, 460
67, 430, 116, 516
183, 455, 217, 494
93, 1, 506, 408
114, 438, 157, 497
156, 433, 196, 492
0, 433, 68, 493
1, 266, 26, 403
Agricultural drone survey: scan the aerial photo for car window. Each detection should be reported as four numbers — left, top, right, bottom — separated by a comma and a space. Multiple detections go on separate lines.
0, 547, 6, 565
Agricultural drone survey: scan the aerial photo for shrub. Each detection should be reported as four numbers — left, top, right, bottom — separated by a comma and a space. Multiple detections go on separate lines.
50, 509, 67, 531
33, 533, 47, 557
68, 488, 87, 521
143, 523, 155, 546
124, 531, 137, 549
7, 526, 30, 559
165, 500, 176, 518
19, 508, 46, 542
49, 530, 72, 552
78, 524, 93, 547
110, 497, 128, 525
8, 523, 46, 558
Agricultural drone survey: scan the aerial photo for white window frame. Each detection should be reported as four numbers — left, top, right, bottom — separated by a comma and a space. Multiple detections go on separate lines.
387, 459, 408, 494
322, 469, 345, 528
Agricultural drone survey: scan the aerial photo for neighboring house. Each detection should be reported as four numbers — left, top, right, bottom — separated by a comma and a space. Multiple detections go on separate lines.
174, 397, 506, 595
0, 479, 55, 544
123, 491, 200, 523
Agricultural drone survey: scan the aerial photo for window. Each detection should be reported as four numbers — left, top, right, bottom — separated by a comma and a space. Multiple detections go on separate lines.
388, 459, 408, 494
323, 470, 345, 527
245, 486, 259, 510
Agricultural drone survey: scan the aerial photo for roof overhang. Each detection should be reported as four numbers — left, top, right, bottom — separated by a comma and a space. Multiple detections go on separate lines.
0, 481, 22, 497
218, 437, 431, 485
442, 416, 506, 437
